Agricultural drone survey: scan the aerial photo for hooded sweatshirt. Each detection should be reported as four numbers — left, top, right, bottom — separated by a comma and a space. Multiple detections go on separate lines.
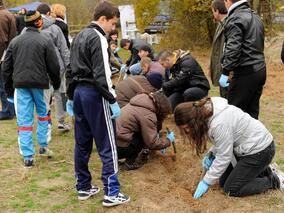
116, 93, 170, 149
203, 97, 273, 185
41, 15, 70, 74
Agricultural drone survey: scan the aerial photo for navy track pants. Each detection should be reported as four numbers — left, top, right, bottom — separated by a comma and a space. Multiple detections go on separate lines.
73, 86, 120, 196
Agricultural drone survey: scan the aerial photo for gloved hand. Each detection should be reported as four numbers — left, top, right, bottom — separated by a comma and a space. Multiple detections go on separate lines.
110, 101, 121, 119
120, 64, 127, 73
202, 154, 215, 170
114, 47, 121, 54
193, 180, 209, 199
123, 73, 128, 80
66, 100, 74, 116
7, 97, 14, 104
219, 74, 229, 87
166, 131, 175, 143
161, 148, 166, 155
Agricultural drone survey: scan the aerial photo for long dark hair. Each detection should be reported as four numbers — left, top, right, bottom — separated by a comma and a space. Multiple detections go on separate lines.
174, 97, 213, 156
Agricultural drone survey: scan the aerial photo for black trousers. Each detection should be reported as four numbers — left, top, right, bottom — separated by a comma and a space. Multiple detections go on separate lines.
117, 133, 144, 160
168, 87, 208, 111
219, 86, 228, 99
228, 68, 266, 119
219, 142, 279, 197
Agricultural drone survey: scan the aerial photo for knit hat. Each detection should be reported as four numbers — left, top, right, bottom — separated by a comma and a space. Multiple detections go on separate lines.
147, 73, 163, 89
24, 11, 41, 23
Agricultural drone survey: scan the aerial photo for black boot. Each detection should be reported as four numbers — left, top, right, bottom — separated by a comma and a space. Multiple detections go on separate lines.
137, 149, 150, 165
124, 158, 142, 171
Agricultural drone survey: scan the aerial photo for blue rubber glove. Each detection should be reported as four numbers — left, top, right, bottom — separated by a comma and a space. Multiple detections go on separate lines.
110, 101, 121, 120
120, 64, 127, 73
202, 154, 215, 170
123, 73, 128, 80
166, 131, 175, 143
66, 100, 74, 116
193, 180, 209, 199
7, 97, 14, 104
114, 47, 121, 54
219, 74, 229, 87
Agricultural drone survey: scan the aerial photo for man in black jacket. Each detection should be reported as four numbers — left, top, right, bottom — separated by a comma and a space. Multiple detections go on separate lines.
65, 1, 130, 206
220, 0, 266, 119
120, 38, 154, 67
1, 11, 60, 167
159, 50, 210, 111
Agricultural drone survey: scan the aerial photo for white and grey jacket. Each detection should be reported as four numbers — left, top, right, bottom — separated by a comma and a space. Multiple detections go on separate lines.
203, 97, 273, 185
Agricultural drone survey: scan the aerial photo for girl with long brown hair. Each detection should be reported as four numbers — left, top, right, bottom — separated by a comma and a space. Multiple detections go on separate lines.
174, 97, 284, 199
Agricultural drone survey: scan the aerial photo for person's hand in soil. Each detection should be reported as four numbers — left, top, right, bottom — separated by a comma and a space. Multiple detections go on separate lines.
193, 180, 209, 199
166, 131, 175, 142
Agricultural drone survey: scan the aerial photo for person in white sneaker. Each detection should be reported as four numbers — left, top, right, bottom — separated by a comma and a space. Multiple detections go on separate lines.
66, 1, 130, 206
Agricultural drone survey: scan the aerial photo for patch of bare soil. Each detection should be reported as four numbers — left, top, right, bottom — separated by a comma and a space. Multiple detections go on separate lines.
37, 177, 69, 188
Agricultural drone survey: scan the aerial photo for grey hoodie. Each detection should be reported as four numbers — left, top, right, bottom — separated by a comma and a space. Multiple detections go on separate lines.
40, 15, 70, 92
203, 97, 273, 185
41, 15, 70, 73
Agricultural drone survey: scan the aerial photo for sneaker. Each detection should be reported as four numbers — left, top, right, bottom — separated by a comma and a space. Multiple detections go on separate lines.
24, 158, 34, 168
103, 192, 130, 207
78, 185, 100, 201
270, 163, 284, 191
58, 122, 71, 132
39, 147, 54, 158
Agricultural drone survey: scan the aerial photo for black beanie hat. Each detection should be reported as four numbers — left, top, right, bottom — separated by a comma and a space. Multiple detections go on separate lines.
147, 73, 163, 89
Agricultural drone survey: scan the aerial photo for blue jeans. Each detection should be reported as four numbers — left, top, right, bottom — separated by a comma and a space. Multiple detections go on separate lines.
0, 70, 15, 118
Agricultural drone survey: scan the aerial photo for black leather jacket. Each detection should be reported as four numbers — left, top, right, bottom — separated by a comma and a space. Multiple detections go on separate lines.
221, 2, 265, 75
163, 50, 210, 95
66, 23, 116, 103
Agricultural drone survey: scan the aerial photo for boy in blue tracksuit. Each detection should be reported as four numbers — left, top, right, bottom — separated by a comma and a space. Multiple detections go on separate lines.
1, 11, 60, 167
65, 1, 130, 207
